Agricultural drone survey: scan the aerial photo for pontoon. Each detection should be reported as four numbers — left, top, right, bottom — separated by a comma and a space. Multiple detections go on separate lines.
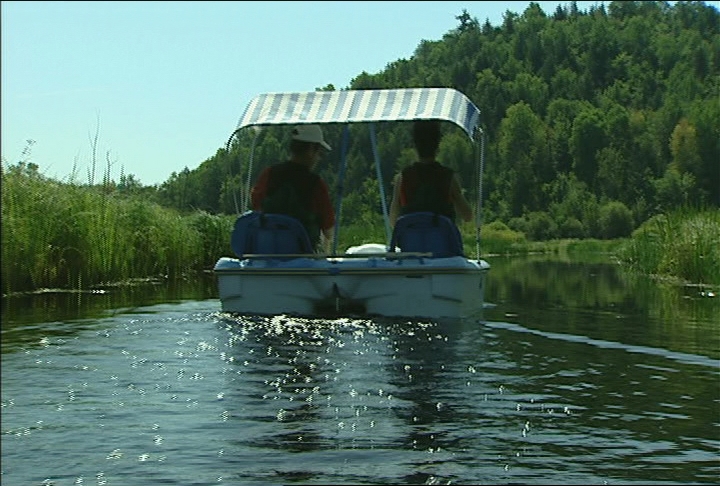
214, 87, 490, 319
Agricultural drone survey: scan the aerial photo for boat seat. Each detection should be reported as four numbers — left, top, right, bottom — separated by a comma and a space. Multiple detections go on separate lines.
389, 211, 464, 257
231, 211, 314, 257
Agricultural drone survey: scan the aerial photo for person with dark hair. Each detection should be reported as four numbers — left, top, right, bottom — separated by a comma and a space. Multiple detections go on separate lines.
251, 124, 335, 253
389, 119, 473, 226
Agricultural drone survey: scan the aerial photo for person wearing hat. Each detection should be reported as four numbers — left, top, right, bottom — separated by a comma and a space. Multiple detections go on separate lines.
251, 124, 335, 253
389, 119, 473, 226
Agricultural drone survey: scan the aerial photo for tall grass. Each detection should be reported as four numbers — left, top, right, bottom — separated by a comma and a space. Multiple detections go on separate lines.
337, 213, 389, 250
617, 208, 720, 284
474, 220, 526, 255
4, 163, 717, 294
1, 166, 234, 295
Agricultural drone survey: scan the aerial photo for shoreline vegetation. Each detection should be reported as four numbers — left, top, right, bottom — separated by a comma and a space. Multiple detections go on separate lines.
4, 2, 718, 297
2, 167, 718, 297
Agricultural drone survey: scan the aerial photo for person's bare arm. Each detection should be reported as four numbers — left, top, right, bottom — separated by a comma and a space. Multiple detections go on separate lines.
319, 228, 333, 254
450, 174, 473, 222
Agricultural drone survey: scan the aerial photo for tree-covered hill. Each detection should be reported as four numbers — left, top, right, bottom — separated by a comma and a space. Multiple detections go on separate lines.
154, 0, 718, 241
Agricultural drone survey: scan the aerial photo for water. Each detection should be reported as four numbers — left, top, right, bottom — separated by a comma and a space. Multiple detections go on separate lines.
2, 256, 718, 485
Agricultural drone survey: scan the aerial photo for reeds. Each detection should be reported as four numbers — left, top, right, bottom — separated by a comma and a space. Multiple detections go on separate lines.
1, 166, 234, 295
4, 163, 717, 294
475, 220, 527, 255
618, 208, 720, 285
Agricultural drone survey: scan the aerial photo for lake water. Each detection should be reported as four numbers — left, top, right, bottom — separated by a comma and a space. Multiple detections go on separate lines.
2, 256, 718, 485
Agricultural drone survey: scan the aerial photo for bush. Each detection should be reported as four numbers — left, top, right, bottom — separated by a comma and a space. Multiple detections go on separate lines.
558, 217, 586, 239
525, 211, 558, 241
599, 201, 634, 239
478, 220, 527, 254
507, 216, 528, 235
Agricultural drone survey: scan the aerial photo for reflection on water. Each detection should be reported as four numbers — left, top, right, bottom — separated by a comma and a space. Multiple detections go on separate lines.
485, 255, 720, 360
1, 275, 217, 353
1, 257, 718, 485
217, 315, 512, 484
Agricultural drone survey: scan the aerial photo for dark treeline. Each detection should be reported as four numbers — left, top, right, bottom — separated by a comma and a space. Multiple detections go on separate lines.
4, 1, 719, 295
147, 1, 718, 242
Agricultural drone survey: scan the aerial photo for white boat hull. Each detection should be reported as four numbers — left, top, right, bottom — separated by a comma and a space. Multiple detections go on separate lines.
214, 253, 490, 319
217, 87, 493, 320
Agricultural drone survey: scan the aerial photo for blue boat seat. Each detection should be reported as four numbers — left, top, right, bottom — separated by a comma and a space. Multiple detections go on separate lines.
389, 212, 464, 257
231, 211, 314, 257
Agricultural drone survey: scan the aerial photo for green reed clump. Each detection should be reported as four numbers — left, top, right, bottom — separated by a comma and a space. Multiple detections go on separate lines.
338, 213, 389, 251
618, 208, 720, 284
187, 211, 235, 267
1, 165, 109, 290
108, 199, 204, 279
338, 217, 529, 257
475, 220, 527, 255
1, 166, 213, 294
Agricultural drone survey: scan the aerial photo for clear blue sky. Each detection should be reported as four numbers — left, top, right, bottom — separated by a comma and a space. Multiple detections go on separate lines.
2, 1, 607, 186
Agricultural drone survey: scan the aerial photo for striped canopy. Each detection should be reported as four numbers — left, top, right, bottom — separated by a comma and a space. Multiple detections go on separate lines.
233, 88, 481, 140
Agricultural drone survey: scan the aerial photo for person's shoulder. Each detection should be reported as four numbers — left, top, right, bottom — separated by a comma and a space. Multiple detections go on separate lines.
276, 160, 293, 169
402, 162, 420, 172
271, 160, 297, 174
257, 165, 273, 177
314, 173, 328, 186
265, 161, 284, 171
439, 163, 455, 174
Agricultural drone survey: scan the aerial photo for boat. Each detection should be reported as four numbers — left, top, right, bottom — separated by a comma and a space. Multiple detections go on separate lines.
214, 87, 490, 319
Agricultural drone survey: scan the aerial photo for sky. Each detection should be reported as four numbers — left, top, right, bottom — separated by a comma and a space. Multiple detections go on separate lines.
2, 0, 609, 186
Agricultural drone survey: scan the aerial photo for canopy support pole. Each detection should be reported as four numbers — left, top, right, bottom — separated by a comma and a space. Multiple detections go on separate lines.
475, 127, 486, 260
332, 125, 351, 256
242, 128, 261, 214
369, 123, 392, 246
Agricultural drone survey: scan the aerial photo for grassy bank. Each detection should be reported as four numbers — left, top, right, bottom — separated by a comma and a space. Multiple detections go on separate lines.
616, 208, 720, 285
335, 217, 624, 258
474, 212, 719, 285
1, 166, 233, 295
3, 166, 717, 294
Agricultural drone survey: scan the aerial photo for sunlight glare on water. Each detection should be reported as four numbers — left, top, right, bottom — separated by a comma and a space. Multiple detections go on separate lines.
2, 259, 719, 485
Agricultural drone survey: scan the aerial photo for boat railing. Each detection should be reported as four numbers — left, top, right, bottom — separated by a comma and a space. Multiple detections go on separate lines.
239, 252, 434, 260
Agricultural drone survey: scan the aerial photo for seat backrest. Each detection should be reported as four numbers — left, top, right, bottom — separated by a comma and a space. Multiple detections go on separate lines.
389, 211, 464, 257
231, 211, 314, 257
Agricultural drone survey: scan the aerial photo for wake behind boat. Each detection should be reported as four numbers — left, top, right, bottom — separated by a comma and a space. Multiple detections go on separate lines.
214, 88, 490, 319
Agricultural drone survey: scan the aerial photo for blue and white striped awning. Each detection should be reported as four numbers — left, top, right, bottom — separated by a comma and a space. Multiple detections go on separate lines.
233, 88, 481, 140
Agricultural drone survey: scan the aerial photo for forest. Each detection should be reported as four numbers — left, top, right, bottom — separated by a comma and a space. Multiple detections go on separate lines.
145, 0, 719, 241
2, 0, 719, 294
